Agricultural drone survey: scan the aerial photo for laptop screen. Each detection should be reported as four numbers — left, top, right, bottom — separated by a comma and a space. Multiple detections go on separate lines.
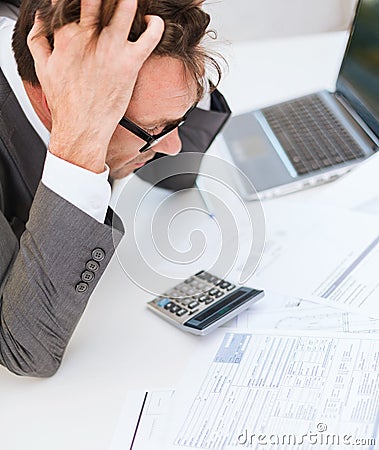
336, 0, 379, 140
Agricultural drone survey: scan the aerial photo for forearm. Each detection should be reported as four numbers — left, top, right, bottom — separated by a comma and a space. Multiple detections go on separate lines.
0, 183, 123, 377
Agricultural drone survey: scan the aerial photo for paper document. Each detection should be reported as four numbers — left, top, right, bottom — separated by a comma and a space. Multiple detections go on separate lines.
110, 389, 175, 450
317, 152, 379, 215
249, 205, 379, 318
235, 291, 379, 334
166, 329, 379, 449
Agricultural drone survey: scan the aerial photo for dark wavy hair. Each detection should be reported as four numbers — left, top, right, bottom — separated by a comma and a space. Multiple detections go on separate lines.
12, 0, 222, 98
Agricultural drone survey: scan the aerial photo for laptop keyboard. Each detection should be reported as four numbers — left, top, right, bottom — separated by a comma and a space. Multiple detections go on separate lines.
262, 94, 366, 175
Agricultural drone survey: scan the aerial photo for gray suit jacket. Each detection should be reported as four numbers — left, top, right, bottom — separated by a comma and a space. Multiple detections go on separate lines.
0, 71, 230, 378
0, 1, 231, 378
0, 67, 124, 377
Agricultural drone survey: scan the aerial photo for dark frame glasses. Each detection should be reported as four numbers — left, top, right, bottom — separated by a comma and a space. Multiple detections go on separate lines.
118, 104, 197, 153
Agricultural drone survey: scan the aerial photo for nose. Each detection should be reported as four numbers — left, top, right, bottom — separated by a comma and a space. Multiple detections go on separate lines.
153, 129, 182, 156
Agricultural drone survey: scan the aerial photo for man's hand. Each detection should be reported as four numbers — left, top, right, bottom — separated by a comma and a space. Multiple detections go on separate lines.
28, 0, 164, 173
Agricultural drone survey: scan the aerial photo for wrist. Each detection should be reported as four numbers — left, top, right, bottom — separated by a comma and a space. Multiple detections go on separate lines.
49, 135, 108, 174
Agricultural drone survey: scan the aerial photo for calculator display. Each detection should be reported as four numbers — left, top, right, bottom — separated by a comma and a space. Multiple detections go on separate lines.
184, 287, 259, 331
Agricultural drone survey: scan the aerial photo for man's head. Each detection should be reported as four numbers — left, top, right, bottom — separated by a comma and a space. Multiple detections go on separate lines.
12, 0, 222, 178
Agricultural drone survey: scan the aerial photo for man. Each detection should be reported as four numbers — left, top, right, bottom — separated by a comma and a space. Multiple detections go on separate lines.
0, 0, 224, 377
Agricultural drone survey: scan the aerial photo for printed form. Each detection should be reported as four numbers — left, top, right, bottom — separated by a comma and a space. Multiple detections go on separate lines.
113, 330, 379, 450
168, 330, 379, 450
235, 292, 379, 334
235, 156, 379, 319
248, 205, 379, 319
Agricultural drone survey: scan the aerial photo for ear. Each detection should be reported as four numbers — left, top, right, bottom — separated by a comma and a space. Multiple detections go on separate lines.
40, 89, 53, 130
36, 85, 53, 130
41, 89, 51, 114
22, 80, 52, 130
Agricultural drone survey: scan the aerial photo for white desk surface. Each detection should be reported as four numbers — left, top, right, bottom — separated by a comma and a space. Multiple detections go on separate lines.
0, 32, 349, 450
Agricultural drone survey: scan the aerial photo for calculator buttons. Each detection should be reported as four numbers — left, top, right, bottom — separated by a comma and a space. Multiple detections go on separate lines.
157, 298, 171, 308
217, 280, 231, 289
188, 301, 199, 309
170, 304, 181, 314
207, 275, 220, 285
208, 288, 224, 298
195, 271, 207, 279
195, 271, 219, 284
177, 284, 191, 294
147, 270, 264, 332
186, 288, 198, 296
166, 289, 179, 296
209, 288, 222, 296
181, 298, 194, 306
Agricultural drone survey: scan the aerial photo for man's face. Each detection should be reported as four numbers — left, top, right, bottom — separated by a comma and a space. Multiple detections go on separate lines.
106, 55, 198, 179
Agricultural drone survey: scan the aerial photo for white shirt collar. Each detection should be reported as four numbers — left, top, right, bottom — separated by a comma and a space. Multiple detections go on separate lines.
0, 16, 50, 147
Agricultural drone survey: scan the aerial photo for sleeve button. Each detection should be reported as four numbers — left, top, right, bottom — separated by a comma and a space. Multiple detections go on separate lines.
81, 270, 95, 282
86, 260, 100, 272
75, 282, 89, 293
92, 248, 105, 262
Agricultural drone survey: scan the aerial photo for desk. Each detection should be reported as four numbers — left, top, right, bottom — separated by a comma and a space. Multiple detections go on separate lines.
0, 32, 348, 450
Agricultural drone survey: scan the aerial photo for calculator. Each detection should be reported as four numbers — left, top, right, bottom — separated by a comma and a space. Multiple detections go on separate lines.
147, 270, 264, 335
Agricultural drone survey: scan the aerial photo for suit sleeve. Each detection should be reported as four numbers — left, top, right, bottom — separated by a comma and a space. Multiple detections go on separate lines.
0, 182, 124, 377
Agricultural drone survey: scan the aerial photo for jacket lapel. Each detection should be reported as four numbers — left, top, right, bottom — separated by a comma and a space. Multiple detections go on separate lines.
0, 68, 46, 237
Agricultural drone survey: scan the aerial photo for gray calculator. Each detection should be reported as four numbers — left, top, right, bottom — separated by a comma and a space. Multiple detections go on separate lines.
147, 270, 264, 335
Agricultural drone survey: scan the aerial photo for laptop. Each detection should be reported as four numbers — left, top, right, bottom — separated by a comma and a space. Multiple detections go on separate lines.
222, 0, 379, 199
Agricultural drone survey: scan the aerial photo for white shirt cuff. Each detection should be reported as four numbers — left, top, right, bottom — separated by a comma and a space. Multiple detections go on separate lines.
42, 151, 111, 223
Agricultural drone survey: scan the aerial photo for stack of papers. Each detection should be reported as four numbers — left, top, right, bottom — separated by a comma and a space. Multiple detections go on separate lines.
111, 154, 379, 450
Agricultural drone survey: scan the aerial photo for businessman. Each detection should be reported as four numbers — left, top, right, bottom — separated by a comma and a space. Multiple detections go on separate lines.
0, 0, 223, 377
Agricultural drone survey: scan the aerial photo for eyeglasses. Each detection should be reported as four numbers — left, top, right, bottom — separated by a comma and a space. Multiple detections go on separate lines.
118, 104, 197, 153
